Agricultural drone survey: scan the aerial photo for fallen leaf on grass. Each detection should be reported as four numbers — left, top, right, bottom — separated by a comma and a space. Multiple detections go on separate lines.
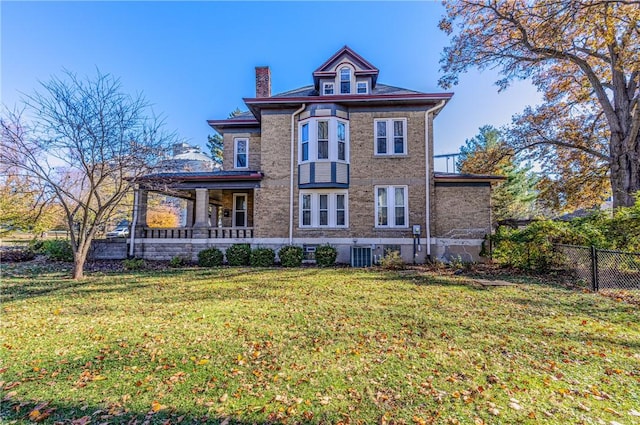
151, 400, 166, 412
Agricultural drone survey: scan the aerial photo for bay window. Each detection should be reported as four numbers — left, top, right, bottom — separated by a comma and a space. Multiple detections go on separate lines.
375, 186, 408, 228
299, 118, 349, 163
299, 190, 348, 228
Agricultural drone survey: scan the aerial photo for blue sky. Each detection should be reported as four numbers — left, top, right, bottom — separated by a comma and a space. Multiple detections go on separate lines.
1, 1, 542, 169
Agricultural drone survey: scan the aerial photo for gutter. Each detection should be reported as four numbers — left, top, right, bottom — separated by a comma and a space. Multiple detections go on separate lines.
424, 100, 447, 260
290, 104, 306, 244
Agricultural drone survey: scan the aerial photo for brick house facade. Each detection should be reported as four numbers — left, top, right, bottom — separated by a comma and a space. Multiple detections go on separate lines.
130, 46, 500, 264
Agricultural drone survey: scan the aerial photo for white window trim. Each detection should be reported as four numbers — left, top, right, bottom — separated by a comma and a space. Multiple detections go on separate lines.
323, 82, 334, 95
234, 138, 249, 169
299, 190, 348, 228
232, 193, 248, 227
356, 81, 368, 94
298, 118, 349, 164
374, 118, 408, 156
374, 185, 409, 228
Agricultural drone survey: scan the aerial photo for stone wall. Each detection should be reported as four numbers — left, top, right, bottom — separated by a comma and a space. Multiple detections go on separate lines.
89, 239, 128, 260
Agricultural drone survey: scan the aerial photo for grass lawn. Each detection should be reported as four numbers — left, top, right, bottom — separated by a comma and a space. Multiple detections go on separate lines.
1, 266, 639, 424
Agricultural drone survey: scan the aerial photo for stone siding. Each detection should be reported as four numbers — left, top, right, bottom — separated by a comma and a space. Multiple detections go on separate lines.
89, 239, 128, 260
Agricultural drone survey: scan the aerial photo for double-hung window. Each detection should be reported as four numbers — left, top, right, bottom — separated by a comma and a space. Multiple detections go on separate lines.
340, 67, 351, 94
323, 83, 334, 95
301, 123, 309, 161
317, 121, 329, 160
375, 186, 408, 228
234, 138, 248, 168
374, 119, 407, 155
300, 191, 348, 228
299, 118, 349, 163
356, 81, 368, 94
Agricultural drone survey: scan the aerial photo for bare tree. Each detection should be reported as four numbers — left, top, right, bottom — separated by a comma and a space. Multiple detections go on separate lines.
1, 70, 175, 279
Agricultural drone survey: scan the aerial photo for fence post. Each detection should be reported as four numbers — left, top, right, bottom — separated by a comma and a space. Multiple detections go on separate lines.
590, 245, 599, 291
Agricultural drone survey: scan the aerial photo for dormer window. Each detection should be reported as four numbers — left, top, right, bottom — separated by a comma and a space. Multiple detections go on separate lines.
357, 81, 368, 94
340, 67, 351, 94
323, 83, 334, 95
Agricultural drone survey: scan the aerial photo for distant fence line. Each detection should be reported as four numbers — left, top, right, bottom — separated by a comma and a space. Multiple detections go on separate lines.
554, 244, 640, 303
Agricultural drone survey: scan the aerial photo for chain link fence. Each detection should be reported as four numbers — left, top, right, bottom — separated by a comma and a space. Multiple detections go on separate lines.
555, 244, 640, 304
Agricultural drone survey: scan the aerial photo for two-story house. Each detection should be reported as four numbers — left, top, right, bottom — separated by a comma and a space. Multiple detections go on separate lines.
131, 46, 499, 264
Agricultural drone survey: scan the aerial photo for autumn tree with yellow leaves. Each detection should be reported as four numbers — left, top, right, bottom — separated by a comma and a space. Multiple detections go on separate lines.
440, 0, 639, 209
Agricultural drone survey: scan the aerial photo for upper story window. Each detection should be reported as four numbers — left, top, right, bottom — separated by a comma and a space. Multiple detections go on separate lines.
300, 190, 348, 228
375, 185, 408, 228
356, 81, 368, 94
234, 138, 248, 168
374, 118, 407, 155
323, 83, 334, 95
299, 118, 349, 163
340, 67, 351, 94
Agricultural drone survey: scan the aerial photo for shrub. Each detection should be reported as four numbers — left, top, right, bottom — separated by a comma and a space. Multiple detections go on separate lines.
1, 247, 36, 262
226, 243, 251, 266
315, 244, 337, 267
278, 245, 304, 267
379, 250, 404, 270
169, 255, 188, 268
123, 258, 146, 270
41, 239, 74, 262
198, 247, 224, 267
251, 247, 275, 267
28, 239, 45, 253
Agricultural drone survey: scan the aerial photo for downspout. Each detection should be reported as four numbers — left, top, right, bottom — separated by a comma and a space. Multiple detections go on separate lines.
425, 100, 446, 260
128, 186, 139, 258
290, 103, 306, 244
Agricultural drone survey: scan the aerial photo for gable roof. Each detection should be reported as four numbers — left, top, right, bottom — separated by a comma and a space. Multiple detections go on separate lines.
312, 45, 379, 90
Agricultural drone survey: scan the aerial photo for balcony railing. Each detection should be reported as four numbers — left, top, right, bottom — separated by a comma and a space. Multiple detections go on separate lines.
141, 227, 254, 239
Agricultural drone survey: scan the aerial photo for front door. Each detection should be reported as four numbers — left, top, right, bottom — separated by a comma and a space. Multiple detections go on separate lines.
232, 193, 247, 227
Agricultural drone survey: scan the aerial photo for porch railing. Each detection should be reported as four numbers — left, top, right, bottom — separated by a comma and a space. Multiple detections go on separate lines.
141, 227, 254, 239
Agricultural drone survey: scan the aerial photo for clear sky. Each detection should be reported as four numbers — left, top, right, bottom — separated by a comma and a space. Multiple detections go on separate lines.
1, 1, 542, 170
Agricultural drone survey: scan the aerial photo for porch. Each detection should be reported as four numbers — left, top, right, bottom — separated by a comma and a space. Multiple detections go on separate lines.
132, 171, 262, 242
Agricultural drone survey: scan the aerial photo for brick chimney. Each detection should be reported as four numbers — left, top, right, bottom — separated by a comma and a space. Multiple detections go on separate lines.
255, 66, 271, 98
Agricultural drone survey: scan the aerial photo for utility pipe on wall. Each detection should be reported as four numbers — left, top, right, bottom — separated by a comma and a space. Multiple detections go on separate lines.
290, 104, 306, 244
424, 100, 447, 259
128, 186, 139, 258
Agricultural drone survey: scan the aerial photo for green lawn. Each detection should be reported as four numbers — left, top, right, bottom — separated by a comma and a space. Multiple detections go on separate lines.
1, 266, 639, 424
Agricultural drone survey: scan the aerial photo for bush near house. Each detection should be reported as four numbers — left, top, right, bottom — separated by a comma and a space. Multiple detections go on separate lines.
197, 247, 224, 267
379, 250, 405, 270
315, 244, 337, 267
226, 243, 251, 266
123, 258, 146, 271
278, 245, 304, 267
0, 246, 36, 262
250, 247, 275, 267
41, 239, 74, 262
168, 255, 189, 268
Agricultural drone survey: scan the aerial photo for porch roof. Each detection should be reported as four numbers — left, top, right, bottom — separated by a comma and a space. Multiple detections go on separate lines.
137, 170, 263, 191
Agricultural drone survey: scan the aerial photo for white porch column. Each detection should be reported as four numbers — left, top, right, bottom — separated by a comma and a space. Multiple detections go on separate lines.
185, 199, 194, 227
193, 188, 210, 227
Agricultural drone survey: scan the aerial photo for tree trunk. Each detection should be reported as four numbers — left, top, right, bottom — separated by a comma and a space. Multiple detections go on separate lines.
72, 243, 90, 280
610, 131, 640, 208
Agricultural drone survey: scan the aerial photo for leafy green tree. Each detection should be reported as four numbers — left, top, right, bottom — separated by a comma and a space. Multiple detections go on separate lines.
207, 108, 244, 164
458, 126, 538, 221
440, 0, 640, 208
207, 134, 223, 165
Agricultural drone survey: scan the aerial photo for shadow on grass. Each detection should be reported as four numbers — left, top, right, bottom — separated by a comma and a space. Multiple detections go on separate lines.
1, 397, 277, 425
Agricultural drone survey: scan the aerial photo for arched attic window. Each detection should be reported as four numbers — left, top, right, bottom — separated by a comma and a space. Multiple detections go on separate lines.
340, 67, 351, 94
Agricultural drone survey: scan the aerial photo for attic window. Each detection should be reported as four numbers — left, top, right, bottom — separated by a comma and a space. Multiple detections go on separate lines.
357, 81, 368, 94
323, 82, 334, 95
340, 68, 351, 94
